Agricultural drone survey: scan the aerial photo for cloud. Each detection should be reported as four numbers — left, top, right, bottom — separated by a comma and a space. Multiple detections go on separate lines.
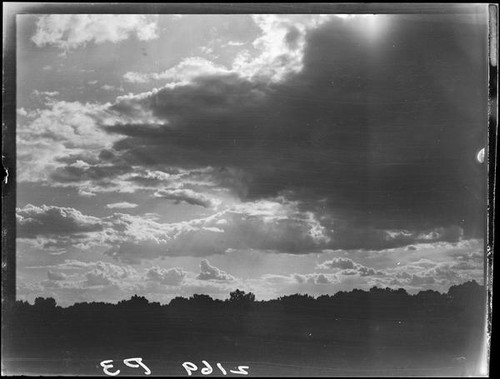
17, 201, 476, 268
145, 267, 186, 286
197, 259, 235, 281
102, 199, 332, 262
197, 201, 330, 253
124, 169, 175, 186
409, 274, 436, 286
17, 260, 142, 304
315, 274, 331, 284
318, 257, 357, 270
59, 260, 137, 276
80, 261, 137, 287
102, 13, 486, 245
84, 271, 112, 286
18, 239, 484, 306
17, 14, 487, 293
47, 270, 68, 281
32, 90, 59, 100
17, 204, 103, 238
16, 100, 163, 183
124, 57, 230, 84
293, 272, 336, 285
106, 202, 138, 209
101, 85, 117, 91
16, 101, 119, 183
226, 41, 246, 47
50, 162, 131, 184
32, 15, 158, 50
233, 15, 332, 82
246, 271, 345, 300
154, 188, 215, 208
451, 251, 483, 270
122, 15, 331, 85
317, 257, 384, 277
374, 249, 484, 291
18, 265, 241, 306
17, 107, 29, 117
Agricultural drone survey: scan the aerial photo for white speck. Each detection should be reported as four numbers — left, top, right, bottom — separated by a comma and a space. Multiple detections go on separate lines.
476, 147, 485, 163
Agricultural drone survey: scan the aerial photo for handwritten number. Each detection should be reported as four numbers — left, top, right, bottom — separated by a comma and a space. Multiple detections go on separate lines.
216, 363, 227, 375
182, 362, 198, 376
100, 359, 247, 376
230, 366, 250, 375
123, 357, 151, 375
201, 360, 213, 375
100, 360, 120, 376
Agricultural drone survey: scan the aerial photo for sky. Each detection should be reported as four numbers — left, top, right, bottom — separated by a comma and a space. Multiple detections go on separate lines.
16, 10, 489, 306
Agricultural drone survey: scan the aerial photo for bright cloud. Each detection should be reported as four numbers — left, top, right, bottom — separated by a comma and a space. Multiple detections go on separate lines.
32, 15, 158, 50
317, 257, 384, 277
17, 204, 103, 237
123, 15, 333, 85
124, 57, 230, 84
106, 202, 138, 209
197, 259, 235, 281
16, 100, 164, 183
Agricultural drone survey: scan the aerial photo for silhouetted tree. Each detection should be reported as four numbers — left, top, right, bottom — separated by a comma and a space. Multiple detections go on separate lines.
228, 289, 255, 304
4, 281, 486, 377
191, 294, 214, 306
448, 280, 482, 302
118, 294, 149, 308
169, 296, 189, 307
447, 280, 485, 323
34, 297, 56, 310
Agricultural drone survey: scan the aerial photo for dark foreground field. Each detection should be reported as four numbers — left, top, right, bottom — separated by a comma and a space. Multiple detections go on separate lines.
2, 281, 487, 376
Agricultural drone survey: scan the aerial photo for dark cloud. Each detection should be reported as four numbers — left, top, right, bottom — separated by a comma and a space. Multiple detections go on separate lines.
104, 14, 486, 246
154, 188, 214, 208
98, 149, 116, 161
55, 153, 100, 166
357, 266, 380, 277
50, 163, 131, 183
318, 223, 463, 251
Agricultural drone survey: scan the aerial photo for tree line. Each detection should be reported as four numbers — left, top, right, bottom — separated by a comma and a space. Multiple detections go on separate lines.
2, 281, 487, 376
